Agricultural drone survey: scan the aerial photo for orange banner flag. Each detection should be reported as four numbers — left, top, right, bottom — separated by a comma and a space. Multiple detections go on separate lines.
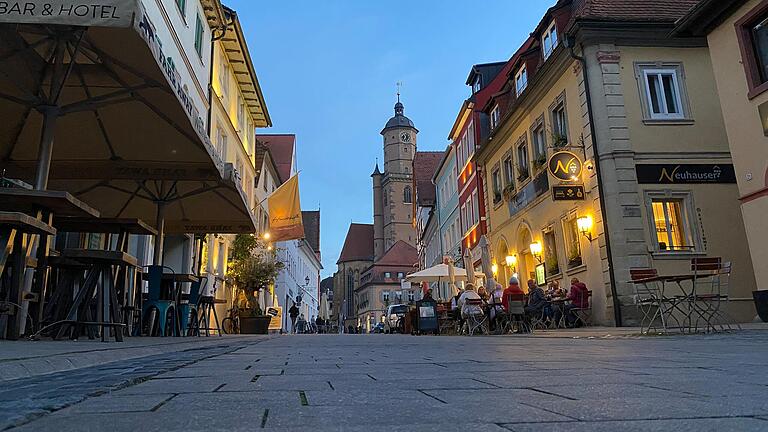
267, 174, 304, 242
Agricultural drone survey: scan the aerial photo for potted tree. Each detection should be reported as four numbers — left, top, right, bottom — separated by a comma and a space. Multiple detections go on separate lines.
227, 234, 285, 334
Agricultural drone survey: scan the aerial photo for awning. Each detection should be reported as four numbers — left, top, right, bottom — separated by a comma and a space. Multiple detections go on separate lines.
0, 0, 255, 239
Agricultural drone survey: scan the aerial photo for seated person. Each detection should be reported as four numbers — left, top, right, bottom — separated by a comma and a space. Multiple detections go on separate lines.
450, 287, 463, 320
564, 278, 589, 327
502, 276, 524, 311
458, 284, 483, 319
477, 285, 490, 303
525, 279, 551, 321
488, 283, 505, 330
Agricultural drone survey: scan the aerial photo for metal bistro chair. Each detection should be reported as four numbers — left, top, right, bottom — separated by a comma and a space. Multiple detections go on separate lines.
462, 299, 488, 336
631, 268, 679, 334
570, 290, 593, 328
502, 293, 530, 334
690, 258, 739, 333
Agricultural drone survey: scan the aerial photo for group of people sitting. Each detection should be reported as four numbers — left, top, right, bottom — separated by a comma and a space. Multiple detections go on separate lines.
450, 276, 590, 332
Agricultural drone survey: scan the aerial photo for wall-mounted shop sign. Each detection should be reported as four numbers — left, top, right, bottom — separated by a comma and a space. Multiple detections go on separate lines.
0, 0, 137, 27
636, 164, 736, 184
552, 185, 585, 201
548, 151, 583, 182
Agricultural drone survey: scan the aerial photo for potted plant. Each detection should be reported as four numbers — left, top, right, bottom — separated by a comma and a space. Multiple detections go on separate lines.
533, 154, 547, 171
502, 184, 516, 202
516, 165, 529, 182
567, 242, 582, 269
551, 132, 568, 148
227, 234, 285, 334
545, 254, 560, 276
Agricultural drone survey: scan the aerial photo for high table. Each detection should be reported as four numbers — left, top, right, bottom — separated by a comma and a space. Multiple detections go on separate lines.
0, 189, 98, 339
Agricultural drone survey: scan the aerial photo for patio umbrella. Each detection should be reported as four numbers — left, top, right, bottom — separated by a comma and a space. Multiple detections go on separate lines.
319, 292, 329, 321
446, 256, 456, 300
479, 235, 497, 291
0, 6, 255, 263
463, 247, 475, 287
405, 263, 484, 283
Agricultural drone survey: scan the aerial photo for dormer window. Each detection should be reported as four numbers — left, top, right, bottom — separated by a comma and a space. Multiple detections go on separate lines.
472, 76, 482, 93
490, 104, 501, 130
542, 21, 558, 60
515, 65, 528, 97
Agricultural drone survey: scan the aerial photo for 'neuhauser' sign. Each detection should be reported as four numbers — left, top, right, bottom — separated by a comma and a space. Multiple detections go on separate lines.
0, 1, 137, 27
635, 164, 737, 184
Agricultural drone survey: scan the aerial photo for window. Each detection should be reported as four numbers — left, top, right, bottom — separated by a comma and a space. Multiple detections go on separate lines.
543, 228, 560, 276
215, 127, 227, 160
542, 21, 558, 60
218, 57, 229, 101
531, 121, 546, 168
382, 291, 390, 303
515, 65, 528, 96
407, 291, 415, 302
175, 0, 186, 17
638, 65, 686, 120
473, 76, 481, 94
490, 105, 501, 130
237, 97, 245, 131
650, 198, 694, 252
471, 190, 479, 226
194, 14, 204, 58
736, 6, 768, 97
516, 139, 530, 181
397, 272, 404, 279
403, 186, 412, 204
491, 166, 502, 203
384, 272, 391, 279
563, 215, 582, 268
551, 99, 568, 147
503, 155, 515, 188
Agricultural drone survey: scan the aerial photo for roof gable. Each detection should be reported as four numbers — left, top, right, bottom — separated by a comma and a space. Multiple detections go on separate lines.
337, 223, 374, 264
414, 151, 443, 206
258, 134, 295, 183
375, 240, 418, 267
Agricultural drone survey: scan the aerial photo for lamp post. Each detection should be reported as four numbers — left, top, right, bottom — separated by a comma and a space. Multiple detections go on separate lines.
577, 215, 594, 242
529, 242, 543, 264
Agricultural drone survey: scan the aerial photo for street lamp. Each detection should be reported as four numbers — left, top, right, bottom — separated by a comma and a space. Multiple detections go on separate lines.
529, 242, 543, 263
505, 255, 517, 268
491, 263, 499, 275
577, 215, 594, 242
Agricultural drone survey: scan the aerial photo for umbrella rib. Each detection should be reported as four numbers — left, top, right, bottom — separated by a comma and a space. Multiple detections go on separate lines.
135, 94, 205, 148
80, 35, 169, 90
70, 59, 120, 160
212, 188, 250, 218
114, 185, 143, 218
59, 85, 153, 114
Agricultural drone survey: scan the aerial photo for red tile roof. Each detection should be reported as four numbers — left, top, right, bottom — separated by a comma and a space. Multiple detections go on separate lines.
337, 223, 374, 264
413, 151, 443, 206
257, 134, 295, 183
375, 240, 418, 267
302, 210, 320, 258
572, 0, 700, 22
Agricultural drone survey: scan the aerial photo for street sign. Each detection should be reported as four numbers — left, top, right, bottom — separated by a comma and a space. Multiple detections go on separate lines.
552, 185, 585, 201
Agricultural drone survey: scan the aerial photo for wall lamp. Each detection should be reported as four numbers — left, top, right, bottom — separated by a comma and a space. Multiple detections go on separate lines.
529, 242, 543, 263
577, 215, 594, 242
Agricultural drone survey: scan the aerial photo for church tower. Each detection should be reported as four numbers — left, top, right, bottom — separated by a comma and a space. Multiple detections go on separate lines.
374, 95, 418, 260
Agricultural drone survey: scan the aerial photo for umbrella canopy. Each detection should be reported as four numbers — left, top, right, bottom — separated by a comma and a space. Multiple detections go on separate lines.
479, 235, 497, 290
463, 247, 475, 287
0, 5, 255, 236
405, 263, 484, 283
319, 292, 330, 321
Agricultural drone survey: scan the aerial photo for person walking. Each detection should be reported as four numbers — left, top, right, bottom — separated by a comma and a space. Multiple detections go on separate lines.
289, 303, 300, 334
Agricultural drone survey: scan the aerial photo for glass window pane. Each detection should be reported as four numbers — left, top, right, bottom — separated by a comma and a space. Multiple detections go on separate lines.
651, 201, 669, 250
666, 201, 686, 249
753, 18, 768, 83
662, 75, 679, 114
647, 74, 662, 114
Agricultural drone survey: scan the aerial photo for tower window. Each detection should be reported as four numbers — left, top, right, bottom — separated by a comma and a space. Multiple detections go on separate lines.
403, 186, 412, 204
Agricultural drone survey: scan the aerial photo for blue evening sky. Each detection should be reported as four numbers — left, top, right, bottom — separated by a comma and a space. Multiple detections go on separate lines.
227, 0, 554, 277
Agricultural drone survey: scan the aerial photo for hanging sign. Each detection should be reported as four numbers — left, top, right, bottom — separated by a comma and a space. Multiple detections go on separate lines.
0, 0, 138, 28
552, 185, 585, 201
548, 151, 583, 182
635, 164, 737, 184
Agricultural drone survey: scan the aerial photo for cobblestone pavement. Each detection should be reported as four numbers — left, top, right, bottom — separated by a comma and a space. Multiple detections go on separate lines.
3, 332, 768, 431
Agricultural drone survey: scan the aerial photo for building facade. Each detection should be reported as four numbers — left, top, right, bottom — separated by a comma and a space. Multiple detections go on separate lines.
675, 0, 768, 307
431, 146, 462, 299
476, 0, 757, 325
333, 224, 374, 328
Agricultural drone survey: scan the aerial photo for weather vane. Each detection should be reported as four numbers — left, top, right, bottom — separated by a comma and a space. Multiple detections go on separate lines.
396, 81, 402, 102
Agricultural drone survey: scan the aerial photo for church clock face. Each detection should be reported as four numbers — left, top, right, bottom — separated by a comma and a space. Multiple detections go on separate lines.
400, 132, 411, 143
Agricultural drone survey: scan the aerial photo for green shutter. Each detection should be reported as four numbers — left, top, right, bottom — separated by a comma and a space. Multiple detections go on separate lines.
194, 15, 203, 57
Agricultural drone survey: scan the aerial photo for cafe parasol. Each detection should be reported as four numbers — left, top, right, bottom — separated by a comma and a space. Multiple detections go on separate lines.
405, 263, 485, 283
0, 1, 257, 264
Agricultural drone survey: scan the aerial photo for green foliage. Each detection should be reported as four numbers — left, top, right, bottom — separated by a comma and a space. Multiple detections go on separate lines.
545, 253, 560, 276
227, 234, 285, 317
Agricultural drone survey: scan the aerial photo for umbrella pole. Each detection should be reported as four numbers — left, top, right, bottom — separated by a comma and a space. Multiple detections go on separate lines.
34, 107, 59, 190
153, 202, 166, 266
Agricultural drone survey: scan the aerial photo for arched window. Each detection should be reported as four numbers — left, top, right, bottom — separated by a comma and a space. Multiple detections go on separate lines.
403, 186, 412, 204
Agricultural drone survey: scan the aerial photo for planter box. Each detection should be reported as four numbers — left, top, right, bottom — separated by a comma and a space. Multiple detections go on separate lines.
240, 316, 272, 334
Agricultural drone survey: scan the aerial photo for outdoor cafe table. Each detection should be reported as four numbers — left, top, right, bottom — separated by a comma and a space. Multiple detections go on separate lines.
0, 189, 99, 339
632, 273, 713, 333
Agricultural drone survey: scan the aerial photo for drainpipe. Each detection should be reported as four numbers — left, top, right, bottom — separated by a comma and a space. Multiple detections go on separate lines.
567, 38, 623, 327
